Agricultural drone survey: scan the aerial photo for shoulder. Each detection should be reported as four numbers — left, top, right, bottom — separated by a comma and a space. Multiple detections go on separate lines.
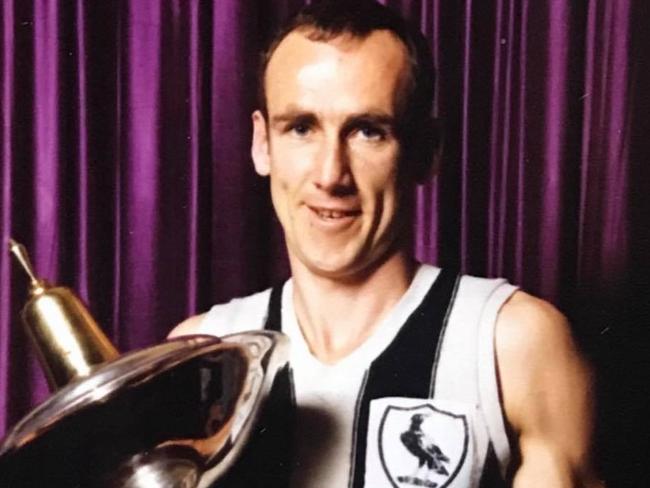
495, 290, 577, 367
495, 291, 589, 426
494, 291, 601, 484
167, 287, 274, 339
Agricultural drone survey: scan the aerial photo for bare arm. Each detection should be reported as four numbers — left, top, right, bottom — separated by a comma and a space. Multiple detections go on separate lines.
167, 313, 206, 338
496, 291, 604, 487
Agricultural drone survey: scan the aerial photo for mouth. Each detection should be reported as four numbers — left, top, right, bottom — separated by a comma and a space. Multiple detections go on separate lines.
310, 207, 360, 219
307, 205, 362, 224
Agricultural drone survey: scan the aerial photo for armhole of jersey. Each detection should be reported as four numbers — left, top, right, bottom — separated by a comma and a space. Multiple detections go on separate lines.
477, 282, 518, 478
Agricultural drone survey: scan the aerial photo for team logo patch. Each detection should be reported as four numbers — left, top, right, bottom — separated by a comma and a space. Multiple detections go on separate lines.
378, 403, 468, 488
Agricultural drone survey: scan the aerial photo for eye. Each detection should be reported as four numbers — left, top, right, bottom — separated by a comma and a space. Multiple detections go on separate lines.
284, 116, 315, 137
291, 122, 311, 136
355, 123, 386, 142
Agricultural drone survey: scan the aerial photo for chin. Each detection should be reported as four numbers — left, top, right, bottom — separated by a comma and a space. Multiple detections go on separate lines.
292, 249, 356, 279
304, 258, 358, 280
289, 233, 400, 281
300, 248, 389, 283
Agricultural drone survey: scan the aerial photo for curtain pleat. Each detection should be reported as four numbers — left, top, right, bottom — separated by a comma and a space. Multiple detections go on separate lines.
0, 0, 15, 444
578, 0, 631, 285
75, 0, 89, 301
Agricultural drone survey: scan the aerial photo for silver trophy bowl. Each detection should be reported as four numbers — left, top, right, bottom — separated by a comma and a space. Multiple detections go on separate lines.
0, 240, 289, 487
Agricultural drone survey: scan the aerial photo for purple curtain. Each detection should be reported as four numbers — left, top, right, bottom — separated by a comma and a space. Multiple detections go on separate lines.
1, 1, 648, 485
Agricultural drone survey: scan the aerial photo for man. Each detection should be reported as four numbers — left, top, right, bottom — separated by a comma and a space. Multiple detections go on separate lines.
170, 1, 602, 486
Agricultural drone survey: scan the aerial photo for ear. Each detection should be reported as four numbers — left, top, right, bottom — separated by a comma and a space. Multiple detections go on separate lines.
251, 110, 271, 176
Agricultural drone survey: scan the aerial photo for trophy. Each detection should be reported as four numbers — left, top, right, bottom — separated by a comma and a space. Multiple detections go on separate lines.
0, 239, 289, 487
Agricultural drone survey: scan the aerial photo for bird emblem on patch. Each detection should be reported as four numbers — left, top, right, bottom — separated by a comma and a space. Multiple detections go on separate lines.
377, 403, 468, 488
400, 413, 451, 478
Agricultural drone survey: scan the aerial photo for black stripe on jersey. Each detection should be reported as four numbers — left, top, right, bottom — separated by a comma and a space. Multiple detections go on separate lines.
429, 273, 461, 397
349, 267, 459, 488
478, 442, 508, 488
264, 284, 284, 331
217, 363, 295, 488
215, 283, 295, 487
348, 370, 370, 488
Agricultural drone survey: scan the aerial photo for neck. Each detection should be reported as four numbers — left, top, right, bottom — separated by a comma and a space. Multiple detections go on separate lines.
289, 251, 416, 364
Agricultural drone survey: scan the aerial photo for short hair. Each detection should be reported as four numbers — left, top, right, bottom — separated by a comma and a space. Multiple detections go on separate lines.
258, 0, 434, 123
257, 0, 439, 180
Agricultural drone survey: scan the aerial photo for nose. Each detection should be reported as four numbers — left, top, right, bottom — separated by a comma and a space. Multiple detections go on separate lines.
313, 134, 353, 194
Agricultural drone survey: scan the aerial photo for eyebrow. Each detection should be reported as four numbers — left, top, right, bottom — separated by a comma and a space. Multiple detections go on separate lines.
345, 112, 397, 128
270, 107, 398, 129
270, 110, 316, 127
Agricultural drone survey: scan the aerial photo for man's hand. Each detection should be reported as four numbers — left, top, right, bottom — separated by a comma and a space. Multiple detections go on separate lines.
496, 291, 604, 487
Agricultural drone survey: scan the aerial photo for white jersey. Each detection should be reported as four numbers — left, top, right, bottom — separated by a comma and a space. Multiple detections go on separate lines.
194, 264, 517, 488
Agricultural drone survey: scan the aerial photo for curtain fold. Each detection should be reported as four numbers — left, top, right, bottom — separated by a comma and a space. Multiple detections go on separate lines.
0, 1, 647, 485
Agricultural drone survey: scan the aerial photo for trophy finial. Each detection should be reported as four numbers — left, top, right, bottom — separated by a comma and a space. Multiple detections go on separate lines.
8, 238, 41, 287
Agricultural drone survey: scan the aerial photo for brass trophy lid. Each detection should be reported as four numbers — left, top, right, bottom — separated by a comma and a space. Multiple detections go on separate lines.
0, 240, 290, 487
9, 238, 120, 389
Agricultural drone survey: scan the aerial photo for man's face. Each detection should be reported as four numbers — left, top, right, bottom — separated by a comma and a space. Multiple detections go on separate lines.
251, 29, 413, 280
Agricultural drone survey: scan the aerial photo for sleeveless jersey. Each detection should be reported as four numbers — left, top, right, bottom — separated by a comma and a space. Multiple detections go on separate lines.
194, 265, 518, 488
